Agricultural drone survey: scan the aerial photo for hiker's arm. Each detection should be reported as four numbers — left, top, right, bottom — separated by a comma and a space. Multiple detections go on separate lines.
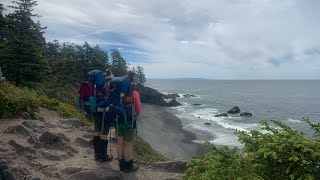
133, 90, 142, 115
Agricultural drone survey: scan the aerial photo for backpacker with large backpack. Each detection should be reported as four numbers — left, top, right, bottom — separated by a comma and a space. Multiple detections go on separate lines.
78, 70, 107, 114
105, 76, 137, 129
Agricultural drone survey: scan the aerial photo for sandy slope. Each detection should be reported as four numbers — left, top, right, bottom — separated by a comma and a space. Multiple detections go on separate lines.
138, 104, 208, 160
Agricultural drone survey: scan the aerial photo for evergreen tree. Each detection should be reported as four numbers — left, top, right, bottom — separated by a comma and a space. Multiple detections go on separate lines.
110, 48, 127, 76
136, 66, 146, 84
2, 0, 48, 85
131, 66, 137, 76
0, 4, 7, 42
46, 40, 61, 68
0, 3, 14, 77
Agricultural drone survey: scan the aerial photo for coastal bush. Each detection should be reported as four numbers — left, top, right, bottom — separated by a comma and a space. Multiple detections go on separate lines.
0, 81, 39, 118
184, 119, 320, 180
184, 143, 261, 180
134, 136, 166, 163
0, 81, 90, 126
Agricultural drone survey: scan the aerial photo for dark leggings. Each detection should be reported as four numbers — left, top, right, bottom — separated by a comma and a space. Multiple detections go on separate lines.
93, 112, 111, 135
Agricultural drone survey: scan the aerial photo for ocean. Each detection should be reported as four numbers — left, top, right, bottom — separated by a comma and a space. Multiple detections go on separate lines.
146, 79, 320, 147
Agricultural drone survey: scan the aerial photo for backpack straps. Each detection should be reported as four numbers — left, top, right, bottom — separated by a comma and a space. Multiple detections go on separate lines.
120, 95, 128, 125
94, 84, 97, 101
132, 97, 136, 129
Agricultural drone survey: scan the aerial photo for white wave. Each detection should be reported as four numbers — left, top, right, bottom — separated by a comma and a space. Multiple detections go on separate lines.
287, 118, 304, 123
189, 108, 260, 132
161, 91, 168, 95
193, 140, 206, 144
171, 102, 191, 111
190, 108, 219, 116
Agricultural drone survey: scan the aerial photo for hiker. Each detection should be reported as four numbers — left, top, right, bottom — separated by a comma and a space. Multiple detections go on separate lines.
91, 70, 115, 162
79, 70, 113, 162
116, 72, 142, 173
104, 68, 114, 94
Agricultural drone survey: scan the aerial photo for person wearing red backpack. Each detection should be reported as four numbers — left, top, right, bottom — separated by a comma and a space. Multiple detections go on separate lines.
79, 70, 114, 163
116, 72, 142, 173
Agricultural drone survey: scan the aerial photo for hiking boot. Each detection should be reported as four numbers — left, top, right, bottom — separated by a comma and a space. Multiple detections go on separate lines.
99, 139, 113, 162
92, 136, 100, 161
118, 159, 126, 171
123, 159, 138, 173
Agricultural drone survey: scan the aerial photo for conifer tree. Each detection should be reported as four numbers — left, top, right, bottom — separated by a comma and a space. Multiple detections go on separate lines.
2, 0, 48, 85
136, 66, 146, 84
110, 48, 127, 76
0, 3, 14, 76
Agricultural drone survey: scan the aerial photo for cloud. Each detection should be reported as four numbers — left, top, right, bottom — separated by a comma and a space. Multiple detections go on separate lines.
2, 0, 320, 79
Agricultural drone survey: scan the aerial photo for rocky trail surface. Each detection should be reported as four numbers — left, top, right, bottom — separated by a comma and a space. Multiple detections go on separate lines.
0, 108, 186, 180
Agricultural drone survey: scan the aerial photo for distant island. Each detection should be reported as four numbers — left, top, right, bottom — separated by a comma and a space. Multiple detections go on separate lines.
149, 78, 208, 80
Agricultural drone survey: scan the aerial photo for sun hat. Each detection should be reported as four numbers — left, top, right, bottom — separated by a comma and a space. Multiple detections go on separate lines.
104, 68, 114, 81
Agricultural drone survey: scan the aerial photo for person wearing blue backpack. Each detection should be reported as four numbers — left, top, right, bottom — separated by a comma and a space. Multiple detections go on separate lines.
79, 70, 114, 162
105, 72, 142, 173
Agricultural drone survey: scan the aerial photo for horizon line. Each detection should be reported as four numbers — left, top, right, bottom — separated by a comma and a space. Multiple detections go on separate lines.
147, 78, 320, 80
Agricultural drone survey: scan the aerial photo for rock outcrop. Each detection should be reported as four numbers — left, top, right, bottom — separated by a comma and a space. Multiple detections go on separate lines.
182, 94, 196, 98
5, 124, 33, 136
162, 93, 180, 99
66, 168, 123, 180
151, 161, 187, 173
39, 131, 78, 155
240, 112, 253, 117
168, 99, 182, 107
8, 140, 37, 160
227, 106, 240, 114
135, 83, 168, 106
214, 113, 228, 117
0, 159, 14, 180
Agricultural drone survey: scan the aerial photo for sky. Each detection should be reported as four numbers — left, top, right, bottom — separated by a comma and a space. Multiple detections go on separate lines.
3, 0, 320, 79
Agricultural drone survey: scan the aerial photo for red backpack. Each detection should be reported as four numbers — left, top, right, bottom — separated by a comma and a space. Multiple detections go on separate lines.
79, 81, 95, 102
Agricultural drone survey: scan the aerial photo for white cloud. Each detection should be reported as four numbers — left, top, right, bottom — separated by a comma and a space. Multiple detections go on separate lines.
2, 0, 320, 79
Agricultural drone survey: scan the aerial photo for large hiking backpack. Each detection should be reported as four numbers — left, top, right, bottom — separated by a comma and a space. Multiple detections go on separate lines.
79, 70, 107, 114
105, 76, 136, 126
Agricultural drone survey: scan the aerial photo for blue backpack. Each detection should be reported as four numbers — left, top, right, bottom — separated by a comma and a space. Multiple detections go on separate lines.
105, 76, 135, 126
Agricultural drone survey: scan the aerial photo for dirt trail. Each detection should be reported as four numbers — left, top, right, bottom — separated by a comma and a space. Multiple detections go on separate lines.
0, 108, 184, 180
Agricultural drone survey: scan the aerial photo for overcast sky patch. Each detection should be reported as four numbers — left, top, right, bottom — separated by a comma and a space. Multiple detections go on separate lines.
2, 0, 320, 79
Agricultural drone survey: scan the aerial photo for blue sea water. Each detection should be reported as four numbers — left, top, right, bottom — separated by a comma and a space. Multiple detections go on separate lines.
146, 79, 320, 147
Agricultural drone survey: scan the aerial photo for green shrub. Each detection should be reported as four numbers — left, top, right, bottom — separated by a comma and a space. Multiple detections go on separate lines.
237, 120, 320, 180
134, 136, 166, 163
0, 81, 39, 118
0, 81, 90, 126
184, 120, 320, 180
184, 143, 261, 180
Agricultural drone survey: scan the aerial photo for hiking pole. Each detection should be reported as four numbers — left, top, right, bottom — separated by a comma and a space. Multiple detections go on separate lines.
81, 103, 84, 122
109, 126, 112, 156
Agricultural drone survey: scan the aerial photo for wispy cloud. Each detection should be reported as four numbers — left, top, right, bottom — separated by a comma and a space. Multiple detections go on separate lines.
3, 0, 320, 79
